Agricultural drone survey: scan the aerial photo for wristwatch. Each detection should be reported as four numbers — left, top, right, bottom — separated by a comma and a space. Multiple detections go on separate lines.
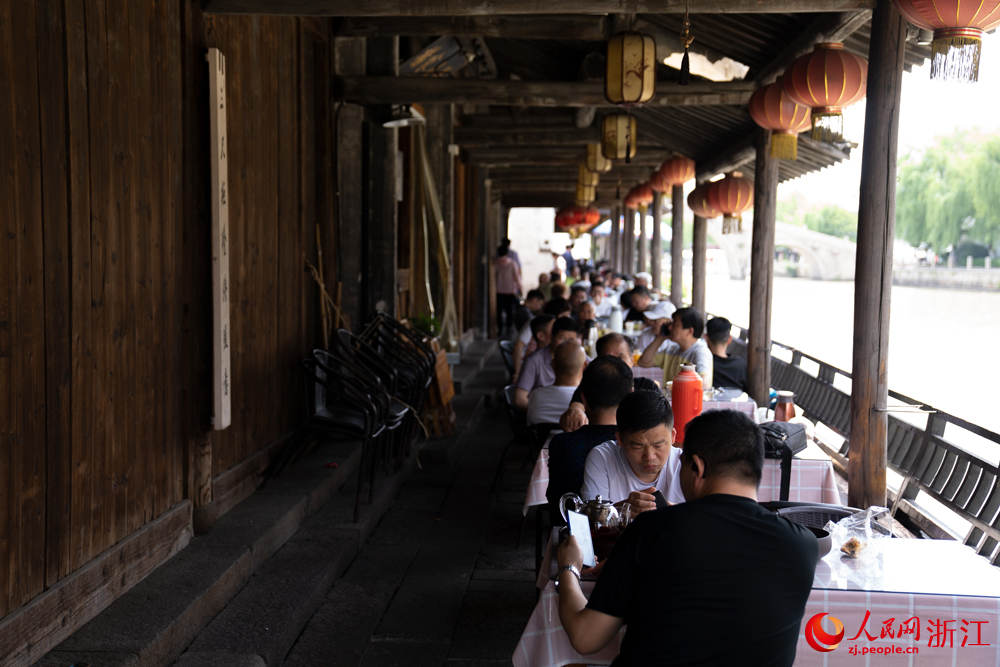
558, 564, 582, 582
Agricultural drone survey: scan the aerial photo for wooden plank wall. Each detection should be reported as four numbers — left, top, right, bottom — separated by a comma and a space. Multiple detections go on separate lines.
0, 0, 329, 623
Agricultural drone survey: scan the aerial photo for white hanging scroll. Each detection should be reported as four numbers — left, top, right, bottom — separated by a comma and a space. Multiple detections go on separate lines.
207, 48, 231, 430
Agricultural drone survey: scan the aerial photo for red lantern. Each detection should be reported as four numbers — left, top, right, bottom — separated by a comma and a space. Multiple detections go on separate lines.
687, 183, 720, 219
782, 43, 867, 142
748, 81, 812, 160
894, 1, 1000, 80
649, 170, 670, 193
584, 207, 601, 227
657, 155, 696, 187
706, 172, 753, 234
634, 184, 654, 208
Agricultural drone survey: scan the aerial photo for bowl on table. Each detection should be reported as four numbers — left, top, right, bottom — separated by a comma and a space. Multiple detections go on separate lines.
807, 526, 832, 560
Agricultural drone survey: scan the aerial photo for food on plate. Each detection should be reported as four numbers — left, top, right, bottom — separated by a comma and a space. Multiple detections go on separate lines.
840, 536, 864, 558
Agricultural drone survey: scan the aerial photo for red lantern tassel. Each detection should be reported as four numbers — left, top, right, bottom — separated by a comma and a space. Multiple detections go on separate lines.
770, 132, 799, 160
931, 27, 983, 82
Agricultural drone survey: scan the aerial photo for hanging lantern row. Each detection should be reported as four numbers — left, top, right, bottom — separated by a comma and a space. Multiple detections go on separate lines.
601, 114, 638, 162
656, 155, 696, 190
894, 0, 1000, 81
586, 142, 613, 173
578, 163, 599, 188
781, 42, 867, 143
747, 81, 812, 160
576, 183, 596, 206
605, 32, 657, 105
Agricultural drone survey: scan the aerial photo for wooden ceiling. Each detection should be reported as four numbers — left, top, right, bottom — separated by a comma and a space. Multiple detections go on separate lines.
205, 1, 932, 209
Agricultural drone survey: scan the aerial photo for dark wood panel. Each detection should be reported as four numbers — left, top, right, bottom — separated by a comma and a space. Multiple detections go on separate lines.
36, 0, 73, 587
8, 0, 47, 613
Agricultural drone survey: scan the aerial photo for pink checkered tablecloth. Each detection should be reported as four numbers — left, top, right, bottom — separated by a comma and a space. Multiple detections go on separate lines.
522, 443, 842, 515
514, 539, 1000, 667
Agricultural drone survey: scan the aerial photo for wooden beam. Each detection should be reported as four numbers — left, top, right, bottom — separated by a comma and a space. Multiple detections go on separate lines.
747, 129, 777, 407
609, 205, 620, 270
638, 205, 649, 275
848, 0, 904, 510
623, 207, 636, 274
335, 15, 610, 40
207, 1, 875, 17
455, 126, 601, 146
670, 184, 684, 307
335, 77, 755, 107
697, 141, 755, 181
753, 10, 873, 84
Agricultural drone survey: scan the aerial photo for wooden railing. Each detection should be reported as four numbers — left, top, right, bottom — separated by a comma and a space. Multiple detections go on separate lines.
729, 327, 1000, 564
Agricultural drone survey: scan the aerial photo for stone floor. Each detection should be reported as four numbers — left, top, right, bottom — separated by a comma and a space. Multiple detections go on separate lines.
281, 361, 540, 666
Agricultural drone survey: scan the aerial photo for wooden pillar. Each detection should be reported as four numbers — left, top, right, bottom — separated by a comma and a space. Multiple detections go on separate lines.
637, 206, 648, 274
670, 184, 684, 307
651, 191, 663, 290
609, 205, 620, 270
849, 0, 905, 510
692, 215, 707, 315
335, 37, 366, 330
748, 129, 778, 407
363, 36, 399, 320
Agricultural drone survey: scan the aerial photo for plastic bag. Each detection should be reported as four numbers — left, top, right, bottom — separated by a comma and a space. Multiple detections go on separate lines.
824, 506, 892, 560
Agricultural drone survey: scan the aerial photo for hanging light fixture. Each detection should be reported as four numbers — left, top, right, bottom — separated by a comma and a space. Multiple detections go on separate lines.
605, 32, 656, 104
748, 81, 812, 160
601, 114, 638, 162
706, 172, 753, 234
576, 183, 596, 206
894, 1, 1000, 81
687, 183, 721, 219
578, 163, 600, 188
586, 142, 613, 173
658, 155, 696, 188
781, 43, 867, 143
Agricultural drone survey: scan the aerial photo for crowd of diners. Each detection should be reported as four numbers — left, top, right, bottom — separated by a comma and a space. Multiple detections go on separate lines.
497, 241, 820, 665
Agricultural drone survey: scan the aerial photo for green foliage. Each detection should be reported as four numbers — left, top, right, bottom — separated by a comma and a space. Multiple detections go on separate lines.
803, 205, 857, 241
897, 130, 1000, 253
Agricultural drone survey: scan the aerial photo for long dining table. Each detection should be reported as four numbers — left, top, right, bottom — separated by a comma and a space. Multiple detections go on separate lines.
514, 537, 1000, 667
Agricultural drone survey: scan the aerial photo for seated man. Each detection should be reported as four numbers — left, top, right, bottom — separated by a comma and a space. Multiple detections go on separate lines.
637, 306, 713, 388
513, 288, 545, 333
635, 300, 675, 353
580, 390, 686, 514
527, 341, 585, 426
547, 356, 633, 523
513, 297, 571, 380
622, 286, 653, 322
515, 317, 580, 409
590, 281, 613, 319
706, 316, 749, 393
569, 284, 589, 317
556, 410, 818, 666
558, 333, 634, 432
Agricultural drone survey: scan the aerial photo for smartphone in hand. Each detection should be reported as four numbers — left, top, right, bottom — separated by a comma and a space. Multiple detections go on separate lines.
567, 510, 597, 567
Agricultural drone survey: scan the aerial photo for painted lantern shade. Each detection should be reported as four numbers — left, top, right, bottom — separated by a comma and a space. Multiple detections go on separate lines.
601, 114, 638, 161
606, 32, 657, 104
748, 81, 812, 160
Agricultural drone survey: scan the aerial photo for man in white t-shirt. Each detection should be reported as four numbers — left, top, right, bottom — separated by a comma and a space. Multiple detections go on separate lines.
527, 341, 585, 425
580, 389, 685, 516
590, 281, 613, 319
635, 300, 675, 353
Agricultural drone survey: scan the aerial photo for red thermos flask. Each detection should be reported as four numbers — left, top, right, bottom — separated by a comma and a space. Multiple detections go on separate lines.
671, 364, 703, 446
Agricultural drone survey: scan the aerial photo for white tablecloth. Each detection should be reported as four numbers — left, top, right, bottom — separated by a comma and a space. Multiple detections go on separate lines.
514, 539, 1000, 667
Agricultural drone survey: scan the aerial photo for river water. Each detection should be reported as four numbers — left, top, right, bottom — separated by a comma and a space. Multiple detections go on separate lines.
703, 273, 1000, 436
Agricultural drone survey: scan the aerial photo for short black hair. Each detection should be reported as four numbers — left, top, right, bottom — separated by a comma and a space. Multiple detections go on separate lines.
616, 389, 673, 434
673, 307, 705, 338
525, 289, 545, 302
530, 314, 555, 338
501, 238, 512, 247
590, 280, 605, 290
706, 316, 732, 344
570, 284, 588, 296
543, 297, 571, 316
550, 284, 567, 299
498, 245, 509, 257
552, 316, 580, 338
631, 285, 652, 299
632, 376, 660, 393
596, 332, 631, 356
682, 410, 764, 485
581, 356, 633, 409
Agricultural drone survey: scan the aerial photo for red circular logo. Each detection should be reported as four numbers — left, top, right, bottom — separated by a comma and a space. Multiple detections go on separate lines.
805, 612, 845, 652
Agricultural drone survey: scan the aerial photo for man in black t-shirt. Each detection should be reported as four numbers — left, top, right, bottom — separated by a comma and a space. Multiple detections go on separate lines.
547, 356, 633, 524
706, 316, 749, 392
555, 410, 817, 666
